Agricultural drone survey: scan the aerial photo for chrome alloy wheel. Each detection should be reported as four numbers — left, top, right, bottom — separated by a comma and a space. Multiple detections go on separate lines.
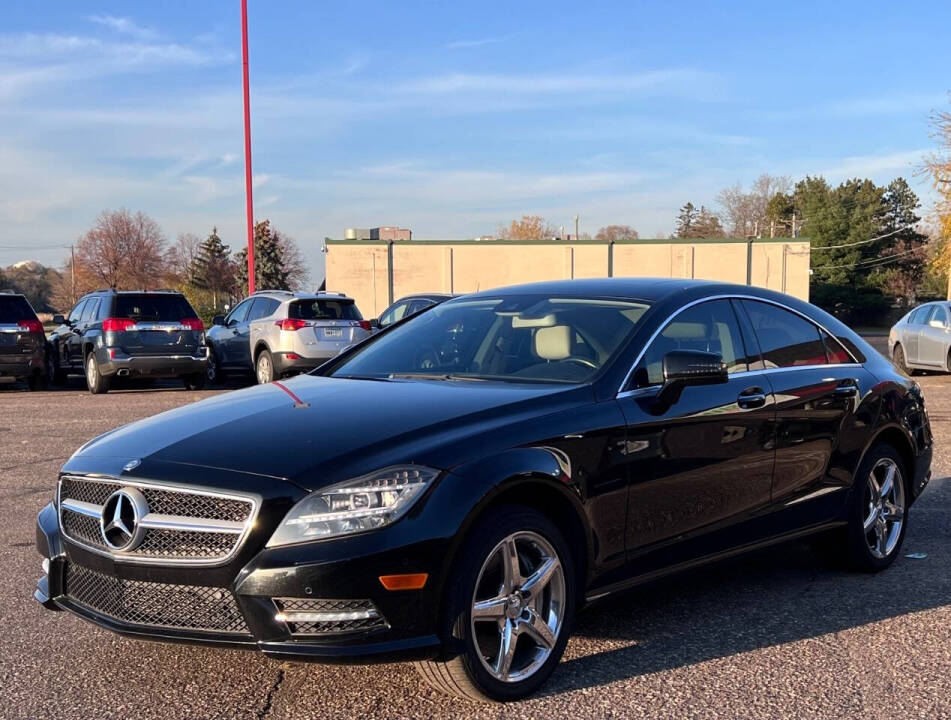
864, 458, 905, 559
256, 353, 272, 384
86, 355, 97, 387
470, 531, 566, 683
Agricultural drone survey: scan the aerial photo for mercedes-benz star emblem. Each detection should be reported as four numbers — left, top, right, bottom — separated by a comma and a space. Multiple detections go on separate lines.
123, 459, 141, 472
100, 488, 149, 552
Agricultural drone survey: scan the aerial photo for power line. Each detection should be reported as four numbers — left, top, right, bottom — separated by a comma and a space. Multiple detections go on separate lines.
811, 247, 920, 271
809, 224, 916, 250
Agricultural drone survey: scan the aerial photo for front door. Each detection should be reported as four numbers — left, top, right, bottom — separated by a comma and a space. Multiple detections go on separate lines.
219, 298, 253, 368
616, 298, 776, 573
919, 303, 949, 367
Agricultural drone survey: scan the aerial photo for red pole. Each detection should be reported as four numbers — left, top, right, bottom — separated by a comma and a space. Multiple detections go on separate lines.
241, 0, 255, 294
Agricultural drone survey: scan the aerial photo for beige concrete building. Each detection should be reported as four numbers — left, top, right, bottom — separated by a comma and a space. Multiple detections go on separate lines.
325, 237, 811, 319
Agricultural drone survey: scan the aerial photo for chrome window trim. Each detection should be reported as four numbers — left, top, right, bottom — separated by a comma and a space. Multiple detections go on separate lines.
57, 474, 260, 567
616, 293, 862, 397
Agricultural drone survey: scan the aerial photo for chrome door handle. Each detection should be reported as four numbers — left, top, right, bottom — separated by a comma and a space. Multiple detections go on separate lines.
737, 387, 767, 409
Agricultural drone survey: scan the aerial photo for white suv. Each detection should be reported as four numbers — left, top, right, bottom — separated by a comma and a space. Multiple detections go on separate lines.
206, 290, 372, 384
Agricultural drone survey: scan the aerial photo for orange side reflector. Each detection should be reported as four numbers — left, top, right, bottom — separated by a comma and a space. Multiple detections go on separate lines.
379, 573, 429, 591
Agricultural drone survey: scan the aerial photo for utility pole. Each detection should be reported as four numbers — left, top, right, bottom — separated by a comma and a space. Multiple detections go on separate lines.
791, 212, 798, 238
240, 0, 256, 294
575, 214, 580, 243
770, 220, 775, 238
70, 244, 75, 303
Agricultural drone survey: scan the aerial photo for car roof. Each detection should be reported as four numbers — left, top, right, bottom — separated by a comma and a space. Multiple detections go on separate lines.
253, 290, 355, 301
397, 293, 453, 302
457, 277, 764, 303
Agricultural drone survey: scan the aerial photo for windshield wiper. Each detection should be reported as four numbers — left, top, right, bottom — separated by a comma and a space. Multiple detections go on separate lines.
334, 374, 393, 382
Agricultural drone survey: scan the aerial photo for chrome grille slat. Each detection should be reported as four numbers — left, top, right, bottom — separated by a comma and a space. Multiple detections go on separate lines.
58, 475, 258, 566
66, 563, 250, 635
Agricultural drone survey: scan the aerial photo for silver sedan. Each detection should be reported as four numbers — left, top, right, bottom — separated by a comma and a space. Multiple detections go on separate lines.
889, 301, 951, 373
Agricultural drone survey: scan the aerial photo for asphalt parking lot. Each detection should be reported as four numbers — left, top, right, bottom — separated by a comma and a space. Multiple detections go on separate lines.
2, 342, 950, 719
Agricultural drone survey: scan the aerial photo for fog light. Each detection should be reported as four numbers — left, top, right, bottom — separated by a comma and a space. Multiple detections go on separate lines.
42, 558, 50, 575
272, 598, 388, 636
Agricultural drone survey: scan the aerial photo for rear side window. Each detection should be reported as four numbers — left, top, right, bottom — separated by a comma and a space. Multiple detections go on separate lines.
742, 300, 828, 368
114, 294, 196, 322
289, 299, 362, 321
635, 299, 751, 387
820, 329, 853, 364
247, 298, 280, 321
0, 295, 36, 322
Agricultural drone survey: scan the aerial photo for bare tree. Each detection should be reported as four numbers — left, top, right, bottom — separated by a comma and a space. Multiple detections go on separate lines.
165, 232, 202, 285
716, 174, 792, 236
271, 228, 310, 291
75, 209, 167, 290
497, 215, 556, 240
595, 225, 639, 242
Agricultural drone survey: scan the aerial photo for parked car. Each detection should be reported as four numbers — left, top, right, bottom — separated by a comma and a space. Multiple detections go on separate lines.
205, 290, 372, 385
36, 278, 932, 702
47, 289, 207, 394
889, 301, 951, 374
373, 293, 453, 331
0, 289, 46, 390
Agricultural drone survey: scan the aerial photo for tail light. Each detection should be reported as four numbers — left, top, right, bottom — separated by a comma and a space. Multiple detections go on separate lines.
102, 318, 136, 332
180, 317, 204, 331
17, 319, 44, 334
357, 320, 372, 331
276, 318, 310, 331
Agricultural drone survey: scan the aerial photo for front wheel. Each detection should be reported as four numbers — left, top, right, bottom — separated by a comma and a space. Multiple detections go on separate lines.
206, 347, 225, 385
46, 351, 66, 386
415, 506, 575, 702
844, 444, 908, 571
85, 353, 110, 395
255, 349, 275, 384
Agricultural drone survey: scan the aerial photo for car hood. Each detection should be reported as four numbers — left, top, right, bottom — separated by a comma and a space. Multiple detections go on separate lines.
67, 374, 589, 492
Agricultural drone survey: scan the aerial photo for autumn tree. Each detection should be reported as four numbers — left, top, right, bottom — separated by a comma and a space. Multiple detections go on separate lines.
595, 225, 639, 242
926, 106, 951, 299
75, 209, 167, 290
498, 215, 556, 240
165, 232, 202, 285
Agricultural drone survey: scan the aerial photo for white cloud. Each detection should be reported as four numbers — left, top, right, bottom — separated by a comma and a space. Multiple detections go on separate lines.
87, 14, 157, 41
446, 37, 505, 50
819, 149, 927, 180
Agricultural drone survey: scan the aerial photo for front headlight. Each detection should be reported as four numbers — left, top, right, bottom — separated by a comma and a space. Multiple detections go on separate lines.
266, 465, 440, 546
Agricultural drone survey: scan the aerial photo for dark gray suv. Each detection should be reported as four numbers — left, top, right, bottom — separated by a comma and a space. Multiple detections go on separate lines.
48, 290, 208, 394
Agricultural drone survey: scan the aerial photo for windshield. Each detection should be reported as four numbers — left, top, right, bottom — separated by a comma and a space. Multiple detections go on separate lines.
331, 294, 650, 383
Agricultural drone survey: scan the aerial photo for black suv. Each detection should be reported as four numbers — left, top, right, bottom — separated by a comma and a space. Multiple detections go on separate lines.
0, 290, 46, 390
48, 290, 208, 394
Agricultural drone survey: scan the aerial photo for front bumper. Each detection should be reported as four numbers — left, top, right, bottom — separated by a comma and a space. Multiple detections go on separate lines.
97, 347, 208, 379
34, 491, 460, 664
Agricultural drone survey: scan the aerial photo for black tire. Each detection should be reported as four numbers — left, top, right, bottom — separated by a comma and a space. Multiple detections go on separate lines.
893, 344, 914, 376
843, 443, 908, 572
26, 371, 39, 391
184, 373, 206, 391
46, 351, 66, 386
414, 505, 576, 702
255, 349, 275, 384
85, 352, 110, 395
206, 347, 225, 385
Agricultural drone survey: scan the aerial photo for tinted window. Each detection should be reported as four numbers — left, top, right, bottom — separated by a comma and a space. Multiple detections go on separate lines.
289, 299, 361, 321
0, 295, 36, 322
635, 299, 750, 387
248, 298, 280, 321
114, 294, 195, 322
332, 295, 650, 384
742, 301, 827, 368
930, 305, 948, 328
67, 299, 87, 324
378, 301, 409, 327
227, 299, 253, 325
910, 306, 932, 325
820, 329, 853, 364
79, 298, 99, 323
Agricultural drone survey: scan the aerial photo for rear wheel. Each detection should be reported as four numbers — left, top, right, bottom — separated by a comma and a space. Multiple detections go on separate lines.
255, 349, 275, 384
844, 444, 908, 571
85, 353, 110, 395
414, 506, 575, 702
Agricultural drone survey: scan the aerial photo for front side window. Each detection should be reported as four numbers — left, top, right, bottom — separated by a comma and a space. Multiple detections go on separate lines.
930, 305, 948, 328
67, 299, 87, 324
378, 301, 409, 327
634, 299, 750, 387
742, 300, 828, 368
79, 298, 99, 323
332, 295, 650, 384
226, 299, 253, 326
910, 306, 933, 325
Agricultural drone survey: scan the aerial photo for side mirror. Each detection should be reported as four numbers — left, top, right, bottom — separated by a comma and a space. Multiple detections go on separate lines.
52, 314, 65, 325
929, 319, 947, 329
212, 315, 225, 326
369, 318, 381, 329
653, 350, 727, 413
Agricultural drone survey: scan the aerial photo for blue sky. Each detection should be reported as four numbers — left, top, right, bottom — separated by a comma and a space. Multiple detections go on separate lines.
1, 1, 949, 281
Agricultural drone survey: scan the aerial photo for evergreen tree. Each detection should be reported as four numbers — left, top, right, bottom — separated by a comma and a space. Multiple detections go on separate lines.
675, 202, 697, 237
191, 227, 232, 309
878, 178, 928, 304
235, 220, 290, 293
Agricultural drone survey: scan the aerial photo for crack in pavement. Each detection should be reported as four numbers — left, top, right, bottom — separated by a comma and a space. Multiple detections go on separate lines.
256, 666, 287, 719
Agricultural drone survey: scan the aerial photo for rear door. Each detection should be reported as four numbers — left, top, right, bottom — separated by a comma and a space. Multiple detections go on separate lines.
0, 295, 42, 362
739, 299, 874, 527
617, 298, 776, 571
111, 294, 201, 356
918, 303, 949, 367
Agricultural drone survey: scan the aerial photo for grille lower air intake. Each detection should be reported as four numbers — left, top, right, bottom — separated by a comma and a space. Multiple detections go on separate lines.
65, 563, 250, 635
274, 597, 389, 636
57, 475, 257, 565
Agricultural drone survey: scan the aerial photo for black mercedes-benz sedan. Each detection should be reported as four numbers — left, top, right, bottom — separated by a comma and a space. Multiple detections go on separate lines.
35, 278, 932, 702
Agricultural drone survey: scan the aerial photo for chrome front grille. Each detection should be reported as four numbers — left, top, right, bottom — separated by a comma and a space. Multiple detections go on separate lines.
65, 563, 250, 635
274, 597, 389, 636
58, 475, 257, 566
